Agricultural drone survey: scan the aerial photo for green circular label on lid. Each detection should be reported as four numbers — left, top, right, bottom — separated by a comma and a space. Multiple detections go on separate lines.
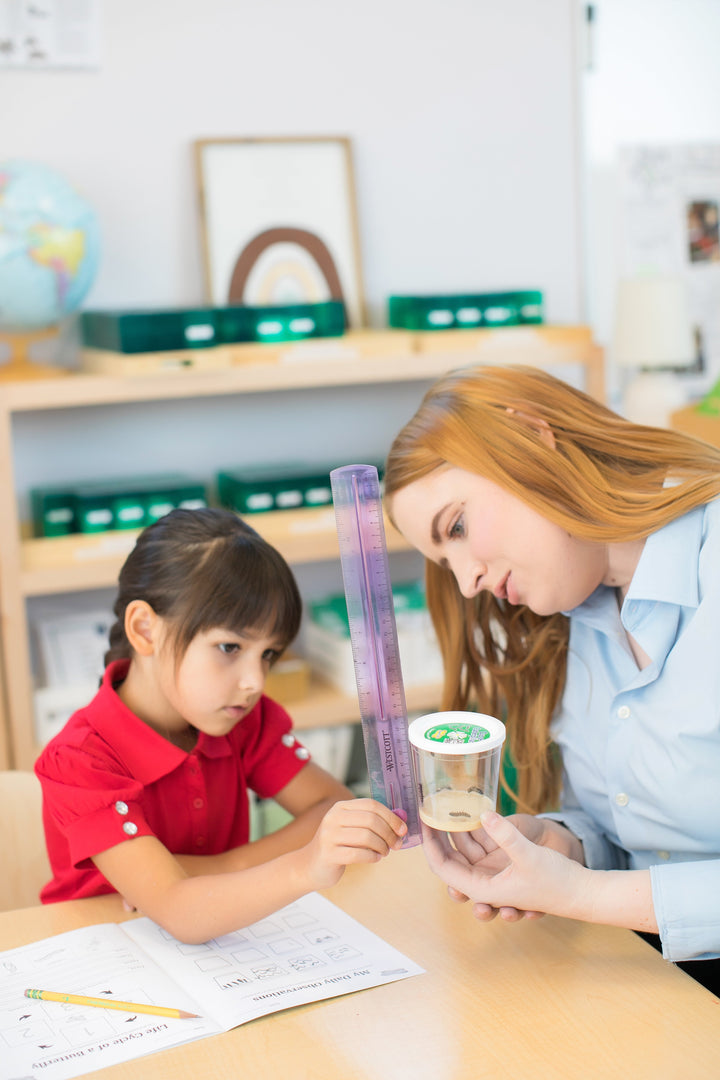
424, 723, 490, 745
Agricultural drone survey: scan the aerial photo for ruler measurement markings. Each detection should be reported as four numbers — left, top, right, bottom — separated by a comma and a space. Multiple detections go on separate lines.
330, 464, 421, 848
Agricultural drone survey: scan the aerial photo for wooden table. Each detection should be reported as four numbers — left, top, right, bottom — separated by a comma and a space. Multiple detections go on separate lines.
2, 846, 718, 1080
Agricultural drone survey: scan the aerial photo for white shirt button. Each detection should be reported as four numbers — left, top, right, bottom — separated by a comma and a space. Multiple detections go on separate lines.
114, 801, 129, 815
617, 705, 631, 720
122, 821, 138, 836
281, 733, 295, 747
295, 747, 310, 760
615, 793, 629, 807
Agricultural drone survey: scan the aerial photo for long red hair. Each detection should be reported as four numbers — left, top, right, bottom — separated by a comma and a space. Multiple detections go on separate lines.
384, 365, 720, 811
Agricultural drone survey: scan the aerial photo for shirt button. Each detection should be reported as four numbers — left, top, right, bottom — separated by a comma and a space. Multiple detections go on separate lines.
295, 747, 310, 760
114, 801, 129, 815
657, 851, 671, 860
281, 733, 295, 747
123, 821, 138, 836
193, 797, 204, 809
615, 793, 629, 807
617, 705, 631, 720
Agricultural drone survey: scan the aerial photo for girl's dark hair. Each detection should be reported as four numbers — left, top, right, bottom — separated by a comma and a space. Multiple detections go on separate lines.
105, 508, 302, 666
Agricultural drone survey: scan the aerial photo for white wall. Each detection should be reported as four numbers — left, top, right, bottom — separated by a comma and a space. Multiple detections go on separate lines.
580, 0, 720, 400
4, 0, 589, 691
3, 0, 589, 536
3, 0, 583, 327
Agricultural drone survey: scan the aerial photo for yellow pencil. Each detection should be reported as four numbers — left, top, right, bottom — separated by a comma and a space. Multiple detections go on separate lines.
24, 988, 199, 1019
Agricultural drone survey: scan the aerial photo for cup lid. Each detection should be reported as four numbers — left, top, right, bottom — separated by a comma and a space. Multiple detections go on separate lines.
408, 711, 506, 754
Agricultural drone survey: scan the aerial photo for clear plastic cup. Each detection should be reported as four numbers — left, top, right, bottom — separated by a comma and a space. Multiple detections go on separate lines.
409, 712, 506, 832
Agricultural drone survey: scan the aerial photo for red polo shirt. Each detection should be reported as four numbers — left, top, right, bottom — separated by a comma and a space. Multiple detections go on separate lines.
35, 660, 310, 903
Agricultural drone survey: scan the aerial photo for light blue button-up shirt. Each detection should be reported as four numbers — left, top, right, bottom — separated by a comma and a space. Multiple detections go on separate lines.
544, 498, 720, 962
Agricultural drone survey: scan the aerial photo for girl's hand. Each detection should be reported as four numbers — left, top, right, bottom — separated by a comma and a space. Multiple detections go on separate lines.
301, 798, 407, 890
423, 812, 592, 924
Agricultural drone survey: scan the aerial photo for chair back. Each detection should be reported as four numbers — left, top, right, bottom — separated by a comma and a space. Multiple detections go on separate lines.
0, 770, 51, 910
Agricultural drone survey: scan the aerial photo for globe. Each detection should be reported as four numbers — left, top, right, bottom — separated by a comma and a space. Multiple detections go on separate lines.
0, 159, 101, 333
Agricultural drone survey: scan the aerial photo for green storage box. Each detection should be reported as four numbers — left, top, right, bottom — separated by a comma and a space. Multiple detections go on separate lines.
218, 469, 276, 514
75, 478, 208, 533
32, 476, 208, 537
302, 471, 334, 507
388, 290, 544, 331
76, 493, 115, 533
218, 464, 338, 515
216, 300, 346, 344
82, 300, 347, 355
81, 309, 220, 354
30, 488, 77, 537
111, 494, 147, 530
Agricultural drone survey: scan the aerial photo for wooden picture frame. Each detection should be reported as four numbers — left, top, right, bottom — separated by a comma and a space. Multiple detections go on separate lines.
194, 136, 366, 327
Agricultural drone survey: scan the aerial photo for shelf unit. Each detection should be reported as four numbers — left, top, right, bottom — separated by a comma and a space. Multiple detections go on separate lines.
0, 325, 604, 770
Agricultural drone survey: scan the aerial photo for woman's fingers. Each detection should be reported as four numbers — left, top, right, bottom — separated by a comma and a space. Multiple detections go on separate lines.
447, 885, 470, 904
470, 902, 499, 922
421, 823, 459, 871
452, 828, 492, 860
479, 811, 532, 859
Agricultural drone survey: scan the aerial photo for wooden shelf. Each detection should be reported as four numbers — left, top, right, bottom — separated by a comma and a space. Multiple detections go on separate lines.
0, 325, 604, 770
0, 324, 603, 413
283, 675, 441, 732
19, 508, 413, 597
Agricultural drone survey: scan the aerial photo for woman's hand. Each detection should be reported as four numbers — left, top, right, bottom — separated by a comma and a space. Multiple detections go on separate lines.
423, 812, 591, 924
438, 814, 584, 920
301, 798, 407, 891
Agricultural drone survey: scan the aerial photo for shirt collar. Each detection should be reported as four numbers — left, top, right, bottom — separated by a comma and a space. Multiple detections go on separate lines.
625, 506, 703, 609
88, 660, 233, 784
568, 506, 704, 626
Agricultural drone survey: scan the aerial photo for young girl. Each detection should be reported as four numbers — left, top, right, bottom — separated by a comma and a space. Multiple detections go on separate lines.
36, 508, 406, 943
383, 363, 720, 994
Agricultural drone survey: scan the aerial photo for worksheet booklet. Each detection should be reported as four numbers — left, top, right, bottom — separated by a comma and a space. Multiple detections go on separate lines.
1, 893, 424, 1080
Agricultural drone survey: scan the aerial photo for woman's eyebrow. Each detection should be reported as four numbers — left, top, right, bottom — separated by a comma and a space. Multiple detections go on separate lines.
431, 504, 452, 544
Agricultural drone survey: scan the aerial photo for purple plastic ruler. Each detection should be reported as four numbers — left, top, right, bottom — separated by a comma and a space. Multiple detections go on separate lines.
330, 464, 421, 848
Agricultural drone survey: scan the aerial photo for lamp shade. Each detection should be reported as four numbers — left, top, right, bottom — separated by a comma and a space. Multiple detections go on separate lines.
613, 275, 694, 369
